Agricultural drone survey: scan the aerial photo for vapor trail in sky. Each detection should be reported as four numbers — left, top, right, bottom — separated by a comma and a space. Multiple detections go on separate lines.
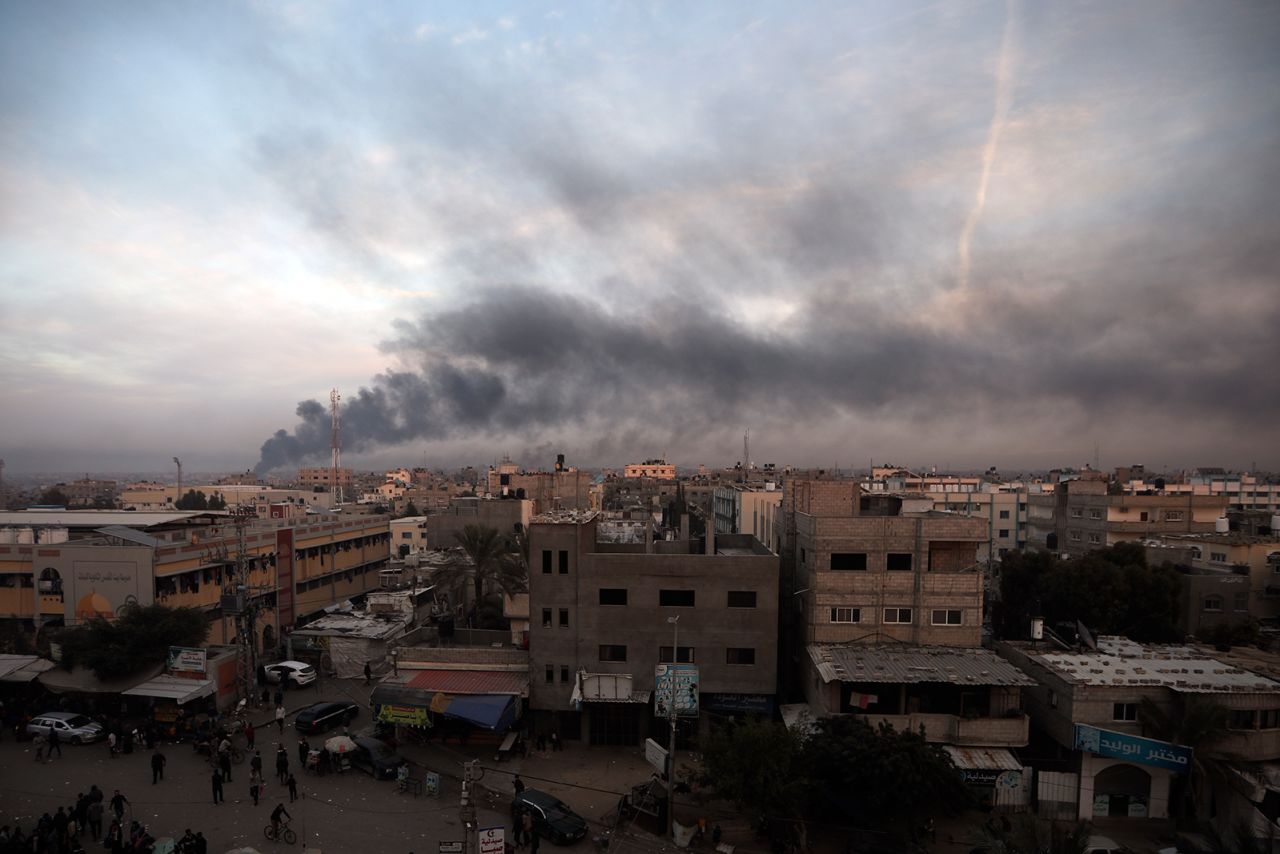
956, 0, 1019, 292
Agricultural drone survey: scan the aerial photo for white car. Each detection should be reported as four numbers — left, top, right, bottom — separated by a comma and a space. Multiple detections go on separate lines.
26, 712, 106, 744
264, 660, 316, 687
1085, 836, 1126, 854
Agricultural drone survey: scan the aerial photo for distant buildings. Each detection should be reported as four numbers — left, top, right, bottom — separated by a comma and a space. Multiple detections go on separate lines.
623, 459, 677, 480
486, 455, 594, 514
298, 466, 354, 491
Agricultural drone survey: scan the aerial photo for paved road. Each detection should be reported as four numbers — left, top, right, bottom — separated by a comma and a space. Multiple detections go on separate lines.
0, 730, 509, 853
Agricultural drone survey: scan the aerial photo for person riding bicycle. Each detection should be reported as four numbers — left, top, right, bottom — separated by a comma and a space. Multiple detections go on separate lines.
270, 803, 292, 839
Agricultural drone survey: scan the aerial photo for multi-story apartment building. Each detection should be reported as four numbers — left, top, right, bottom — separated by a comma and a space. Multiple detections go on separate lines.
526, 512, 778, 746
1122, 471, 1280, 514
59, 478, 119, 508
998, 636, 1280, 826
923, 489, 1030, 563
0, 510, 391, 654
1151, 532, 1280, 635
120, 484, 334, 513
622, 460, 677, 480
486, 457, 593, 514
297, 467, 354, 491
711, 483, 783, 549
1027, 479, 1227, 556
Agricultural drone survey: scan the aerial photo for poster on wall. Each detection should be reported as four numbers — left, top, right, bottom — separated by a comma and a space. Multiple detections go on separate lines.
167, 646, 207, 674
52, 546, 155, 625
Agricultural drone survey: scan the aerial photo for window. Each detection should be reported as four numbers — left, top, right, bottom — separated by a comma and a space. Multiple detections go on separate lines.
1229, 709, 1257, 730
545, 665, 554, 684
999, 529, 1010, 538
1166, 510, 1184, 521
1234, 592, 1250, 612
658, 646, 695, 663
560, 666, 570, 683
401, 532, 413, 539
542, 608, 552, 628
558, 550, 569, 574
1088, 533, 1101, 544
931, 609, 963, 625
1203, 595, 1223, 612
887, 553, 913, 572
884, 607, 913, 624
599, 645, 627, 662
726, 647, 756, 665
1071, 508, 1083, 518
599, 588, 628, 606
830, 553, 867, 571
1261, 709, 1280, 729
800, 547, 807, 565
830, 607, 860, 623
1211, 552, 1228, 563
659, 589, 695, 607
999, 509, 1010, 519
559, 608, 569, 628
1089, 509, 1103, 520
1113, 702, 1137, 722
1070, 530, 1082, 541
542, 550, 552, 574
727, 591, 757, 608
1139, 511, 1149, 522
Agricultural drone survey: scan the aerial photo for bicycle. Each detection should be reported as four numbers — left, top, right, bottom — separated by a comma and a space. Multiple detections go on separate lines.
263, 818, 297, 845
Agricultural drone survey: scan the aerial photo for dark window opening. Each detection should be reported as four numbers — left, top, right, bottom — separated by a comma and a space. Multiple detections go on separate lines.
726, 647, 755, 665
726, 590, 757, 608
658, 646, 695, 663
558, 550, 569, 574
659, 589, 695, 607
599, 645, 627, 662
830, 553, 867, 571
887, 553, 913, 571
599, 588, 628, 606
542, 550, 552, 574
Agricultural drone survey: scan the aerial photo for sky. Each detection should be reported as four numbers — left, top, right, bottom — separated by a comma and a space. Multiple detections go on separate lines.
1, 1, 1278, 475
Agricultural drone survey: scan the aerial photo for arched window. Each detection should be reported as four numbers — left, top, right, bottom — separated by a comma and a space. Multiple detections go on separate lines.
38, 567, 62, 593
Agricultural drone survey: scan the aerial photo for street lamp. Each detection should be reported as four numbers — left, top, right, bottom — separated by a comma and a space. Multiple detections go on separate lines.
666, 615, 679, 840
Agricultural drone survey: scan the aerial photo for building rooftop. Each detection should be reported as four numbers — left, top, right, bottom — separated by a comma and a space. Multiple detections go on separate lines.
1030, 635, 1280, 693
531, 510, 598, 525
0, 511, 221, 529
809, 644, 1035, 687
1162, 533, 1280, 547
290, 611, 410, 640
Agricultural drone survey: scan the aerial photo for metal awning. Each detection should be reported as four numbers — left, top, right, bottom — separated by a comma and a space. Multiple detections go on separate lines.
943, 745, 1022, 771
122, 675, 216, 705
0, 655, 55, 683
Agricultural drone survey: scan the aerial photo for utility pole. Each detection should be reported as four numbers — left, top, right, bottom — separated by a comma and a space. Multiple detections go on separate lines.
666, 615, 679, 841
173, 457, 183, 508
461, 759, 479, 854
330, 389, 343, 506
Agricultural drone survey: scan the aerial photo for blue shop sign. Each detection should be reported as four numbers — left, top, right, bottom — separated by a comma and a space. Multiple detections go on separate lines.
1073, 723, 1192, 774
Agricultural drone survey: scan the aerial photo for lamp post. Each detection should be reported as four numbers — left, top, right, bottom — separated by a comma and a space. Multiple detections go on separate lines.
667, 614, 679, 840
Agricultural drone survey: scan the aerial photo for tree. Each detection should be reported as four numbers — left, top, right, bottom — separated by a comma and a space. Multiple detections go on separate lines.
176, 490, 209, 511
38, 487, 69, 506
994, 543, 1182, 642
207, 492, 227, 511
57, 603, 210, 680
697, 718, 809, 837
1139, 695, 1238, 819
430, 524, 526, 614
402, 501, 420, 518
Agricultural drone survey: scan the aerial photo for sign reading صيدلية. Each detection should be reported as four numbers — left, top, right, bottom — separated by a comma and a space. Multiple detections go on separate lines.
1073, 723, 1193, 774
655, 663, 699, 717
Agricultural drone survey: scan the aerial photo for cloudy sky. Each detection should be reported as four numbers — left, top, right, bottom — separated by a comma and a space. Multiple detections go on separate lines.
2, 1, 1277, 475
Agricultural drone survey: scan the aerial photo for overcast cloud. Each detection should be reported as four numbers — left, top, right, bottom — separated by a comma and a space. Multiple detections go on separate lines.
1, 1, 1277, 474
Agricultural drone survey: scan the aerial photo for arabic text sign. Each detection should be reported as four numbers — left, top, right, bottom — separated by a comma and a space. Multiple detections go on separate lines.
479, 827, 505, 854
1073, 723, 1192, 774
655, 663, 699, 717
377, 704, 430, 727
439, 843, 464, 854
167, 646, 207, 674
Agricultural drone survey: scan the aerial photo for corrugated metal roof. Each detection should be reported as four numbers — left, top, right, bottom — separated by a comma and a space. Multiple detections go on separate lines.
407, 669, 528, 695
0, 655, 55, 682
943, 746, 1022, 771
1034, 635, 1280, 693
96, 526, 162, 547
0, 511, 216, 529
122, 675, 215, 705
808, 644, 1035, 686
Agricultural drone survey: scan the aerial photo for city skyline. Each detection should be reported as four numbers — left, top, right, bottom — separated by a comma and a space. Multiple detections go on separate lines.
2, 1, 1278, 474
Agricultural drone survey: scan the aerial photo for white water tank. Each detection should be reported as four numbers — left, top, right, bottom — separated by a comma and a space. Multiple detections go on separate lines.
0, 528, 16, 544
1272, 514, 1280, 535
1215, 516, 1230, 533
42, 527, 69, 544
15, 527, 34, 544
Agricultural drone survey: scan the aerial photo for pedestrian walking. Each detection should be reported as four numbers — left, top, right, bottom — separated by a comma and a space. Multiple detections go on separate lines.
107, 731, 118, 758
286, 773, 298, 803
32, 732, 46, 762
86, 800, 103, 839
251, 749, 263, 775
364, 661, 372, 684
512, 774, 525, 795
275, 704, 286, 734
276, 745, 290, 783
274, 689, 283, 707
521, 810, 534, 846
151, 749, 166, 784
249, 775, 260, 807
194, 831, 207, 854
530, 828, 541, 854
219, 750, 232, 783
47, 726, 62, 758
108, 790, 128, 823
297, 737, 310, 766
211, 768, 224, 805
244, 720, 255, 749
550, 731, 561, 751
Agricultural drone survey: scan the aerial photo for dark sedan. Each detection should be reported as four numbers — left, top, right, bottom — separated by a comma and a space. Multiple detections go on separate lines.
293, 700, 359, 734
513, 790, 589, 845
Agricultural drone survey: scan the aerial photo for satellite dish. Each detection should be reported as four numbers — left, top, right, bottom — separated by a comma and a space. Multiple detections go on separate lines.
1077, 621, 1097, 650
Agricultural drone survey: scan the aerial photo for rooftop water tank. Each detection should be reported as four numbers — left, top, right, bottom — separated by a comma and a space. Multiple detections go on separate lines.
1272, 514, 1280, 535
0, 528, 16, 544
42, 527, 69, 544
15, 527, 34, 544
1215, 516, 1230, 533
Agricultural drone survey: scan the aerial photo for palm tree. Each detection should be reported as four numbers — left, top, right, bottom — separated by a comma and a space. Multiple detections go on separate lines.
430, 524, 527, 614
1139, 695, 1237, 819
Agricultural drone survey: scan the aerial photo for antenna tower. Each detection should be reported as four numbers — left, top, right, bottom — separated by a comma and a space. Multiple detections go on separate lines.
743, 429, 750, 472
330, 388, 342, 505
173, 457, 183, 507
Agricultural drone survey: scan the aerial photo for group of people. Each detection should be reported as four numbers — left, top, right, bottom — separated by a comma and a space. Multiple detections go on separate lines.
0, 783, 192, 854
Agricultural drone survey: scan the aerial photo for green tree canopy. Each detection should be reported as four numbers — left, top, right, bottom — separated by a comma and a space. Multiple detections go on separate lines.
38, 487, 69, 506
176, 489, 209, 510
994, 542, 1182, 642
430, 524, 526, 612
57, 603, 211, 680
402, 500, 420, 518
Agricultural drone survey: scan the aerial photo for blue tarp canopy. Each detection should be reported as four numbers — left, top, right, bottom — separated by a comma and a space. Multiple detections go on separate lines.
442, 694, 519, 732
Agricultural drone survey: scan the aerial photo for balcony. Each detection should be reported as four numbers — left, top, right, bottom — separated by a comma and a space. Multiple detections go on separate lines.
866, 711, 1029, 747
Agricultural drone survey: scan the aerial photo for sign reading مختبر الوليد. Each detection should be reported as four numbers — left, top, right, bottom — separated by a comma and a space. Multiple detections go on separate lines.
1073, 723, 1193, 774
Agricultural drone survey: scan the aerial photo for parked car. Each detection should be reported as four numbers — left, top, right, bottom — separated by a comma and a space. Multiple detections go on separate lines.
264, 660, 316, 687
347, 735, 408, 779
1085, 837, 1128, 854
512, 790, 589, 845
293, 700, 359, 734
26, 712, 106, 744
